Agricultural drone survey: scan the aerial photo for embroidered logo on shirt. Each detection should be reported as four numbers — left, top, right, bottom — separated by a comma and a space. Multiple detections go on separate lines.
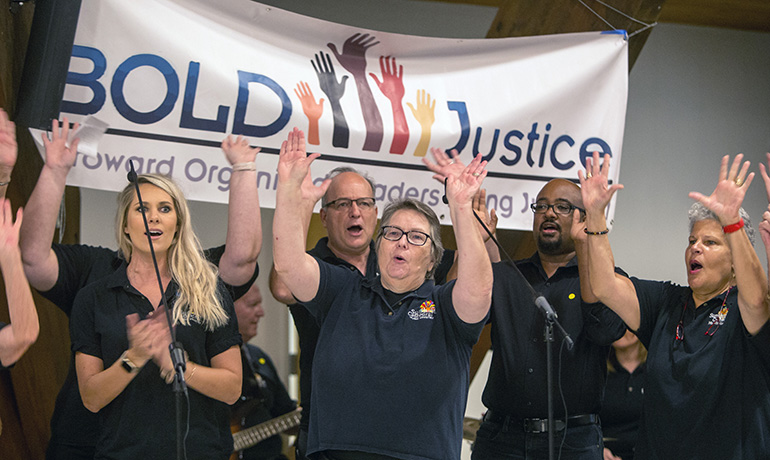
408, 300, 436, 320
707, 306, 729, 328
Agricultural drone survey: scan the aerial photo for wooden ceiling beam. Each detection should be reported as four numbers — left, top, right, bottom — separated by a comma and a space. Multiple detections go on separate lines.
660, 0, 770, 32
485, 0, 666, 70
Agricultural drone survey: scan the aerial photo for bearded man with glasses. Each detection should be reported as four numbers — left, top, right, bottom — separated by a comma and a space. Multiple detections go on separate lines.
465, 176, 627, 460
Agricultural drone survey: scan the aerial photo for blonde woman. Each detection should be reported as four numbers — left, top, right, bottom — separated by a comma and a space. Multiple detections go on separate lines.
71, 174, 242, 460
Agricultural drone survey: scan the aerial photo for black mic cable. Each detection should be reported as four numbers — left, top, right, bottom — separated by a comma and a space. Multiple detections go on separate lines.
441, 175, 573, 349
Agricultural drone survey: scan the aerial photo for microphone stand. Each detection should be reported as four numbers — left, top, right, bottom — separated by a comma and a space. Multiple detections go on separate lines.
535, 295, 573, 460
127, 161, 188, 460
442, 177, 572, 460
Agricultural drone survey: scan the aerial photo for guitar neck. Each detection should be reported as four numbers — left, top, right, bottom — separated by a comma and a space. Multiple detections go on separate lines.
232, 408, 302, 452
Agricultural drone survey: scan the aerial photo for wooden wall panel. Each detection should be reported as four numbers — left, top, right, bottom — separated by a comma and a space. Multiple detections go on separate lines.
0, 2, 78, 459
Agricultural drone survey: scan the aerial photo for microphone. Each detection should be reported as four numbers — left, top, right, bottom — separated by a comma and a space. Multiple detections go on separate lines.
442, 178, 449, 204
535, 295, 574, 350
127, 161, 138, 183
535, 295, 558, 320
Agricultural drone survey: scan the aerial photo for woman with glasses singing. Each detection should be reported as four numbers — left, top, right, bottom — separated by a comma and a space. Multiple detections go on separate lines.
273, 128, 493, 460
579, 152, 770, 459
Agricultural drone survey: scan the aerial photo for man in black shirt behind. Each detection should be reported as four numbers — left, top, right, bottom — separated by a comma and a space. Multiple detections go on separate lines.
232, 282, 297, 460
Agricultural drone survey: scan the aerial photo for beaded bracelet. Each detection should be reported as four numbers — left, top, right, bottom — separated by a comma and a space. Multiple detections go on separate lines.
584, 228, 609, 235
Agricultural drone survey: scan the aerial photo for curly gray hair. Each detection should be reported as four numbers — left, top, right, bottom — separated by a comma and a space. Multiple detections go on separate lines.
688, 202, 755, 246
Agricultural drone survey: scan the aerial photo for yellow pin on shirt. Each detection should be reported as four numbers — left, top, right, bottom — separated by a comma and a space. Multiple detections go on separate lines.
568, 293, 576, 300
259, 358, 266, 365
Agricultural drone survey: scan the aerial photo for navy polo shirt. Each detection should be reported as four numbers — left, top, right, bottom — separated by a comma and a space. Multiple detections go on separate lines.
303, 257, 485, 460
69, 262, 242, 460
288, 238, 380, 433
482, 255, 626, 419
288, 237, 455, 433
631, 279, 770, 460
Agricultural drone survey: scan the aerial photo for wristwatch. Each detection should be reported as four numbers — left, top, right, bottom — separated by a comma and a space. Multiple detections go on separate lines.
120, 351, 141, 374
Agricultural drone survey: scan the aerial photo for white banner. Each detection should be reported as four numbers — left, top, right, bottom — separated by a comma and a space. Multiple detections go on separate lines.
33, 0, 628, 231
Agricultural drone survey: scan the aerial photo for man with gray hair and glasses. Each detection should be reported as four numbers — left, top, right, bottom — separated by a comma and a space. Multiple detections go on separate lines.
270, 165, 382, 459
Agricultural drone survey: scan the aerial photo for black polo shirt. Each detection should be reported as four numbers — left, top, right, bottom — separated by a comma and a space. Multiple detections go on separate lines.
482, 254, 626, 419
289, 237, 455, 432
599, 353, 645, 460
42, 244, 256, 451
631, 279, 770, 460
70, 262, 242, 460
234, 343, 296, 460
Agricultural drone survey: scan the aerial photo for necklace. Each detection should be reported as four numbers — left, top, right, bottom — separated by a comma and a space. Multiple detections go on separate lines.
675, 286, 731, 342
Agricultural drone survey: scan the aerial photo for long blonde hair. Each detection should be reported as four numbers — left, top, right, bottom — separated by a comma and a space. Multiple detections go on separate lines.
116, 174, 228, 330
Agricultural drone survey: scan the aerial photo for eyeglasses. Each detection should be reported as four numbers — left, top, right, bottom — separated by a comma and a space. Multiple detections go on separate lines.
323, 197, 376, 210
380, 226, 431, 246
530, 202, 584, 216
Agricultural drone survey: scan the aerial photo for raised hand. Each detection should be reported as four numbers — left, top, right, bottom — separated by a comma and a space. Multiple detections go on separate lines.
369, 56, 408, 154
0, 109, 17, 171
313, 52, 348, 105
759, 153, 770, 250
328, 33, 382, 151
570, 205, 588, 246
446, 154, 487, 207
277, 128, 329, 204
424, 147, 466, 184
370, 56, 405, 103
688, 154, 752, 225
759, 152, 770, 203
0, 199, 22, 258
472, 189, 498, 242
578, 151, 624, 215
759, 205, 770, 252
407, 89, 436, 157
312, 52, 349, 148
220, 135, 260, 165
294, 82, 324, 145
41, 117, 80, 172
328, 33, 380, 77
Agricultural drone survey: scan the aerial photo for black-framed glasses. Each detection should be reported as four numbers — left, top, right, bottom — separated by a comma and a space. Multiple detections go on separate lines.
530, 202, 584, 216
380, 226, 431, 246
324, 197, 376, 210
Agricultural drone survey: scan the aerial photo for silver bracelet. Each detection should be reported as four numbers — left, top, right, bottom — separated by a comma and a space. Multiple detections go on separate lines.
0, 180, 9, 186
231, 162, 256, 172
